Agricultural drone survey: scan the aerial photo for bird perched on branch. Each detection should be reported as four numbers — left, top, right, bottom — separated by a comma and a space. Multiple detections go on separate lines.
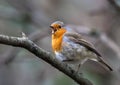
50, 21, 112, 72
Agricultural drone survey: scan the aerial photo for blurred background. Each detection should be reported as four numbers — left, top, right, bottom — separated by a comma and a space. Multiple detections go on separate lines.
0, 0, 120, 85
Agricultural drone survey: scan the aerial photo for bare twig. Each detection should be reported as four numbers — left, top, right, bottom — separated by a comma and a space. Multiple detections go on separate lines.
0, 34, 93, 85
0, 29, 49, 64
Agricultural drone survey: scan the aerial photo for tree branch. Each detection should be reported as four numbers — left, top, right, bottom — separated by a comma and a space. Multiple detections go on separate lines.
0, 34, 93, 85
0, 29, 49, 65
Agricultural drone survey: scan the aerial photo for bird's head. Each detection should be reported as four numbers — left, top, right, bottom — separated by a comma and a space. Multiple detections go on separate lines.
50, 21, 66, 37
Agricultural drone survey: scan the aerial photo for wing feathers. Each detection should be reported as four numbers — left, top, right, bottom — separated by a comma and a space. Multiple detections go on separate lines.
64, 32, 112, 71
64, 32, 102, 57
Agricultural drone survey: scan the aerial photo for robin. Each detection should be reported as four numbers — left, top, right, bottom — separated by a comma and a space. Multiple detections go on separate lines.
50, 21, 113, 72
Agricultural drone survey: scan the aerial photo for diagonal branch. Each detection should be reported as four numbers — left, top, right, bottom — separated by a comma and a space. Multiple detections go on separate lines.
0, 29, 48, 65
0, 34, 93, 85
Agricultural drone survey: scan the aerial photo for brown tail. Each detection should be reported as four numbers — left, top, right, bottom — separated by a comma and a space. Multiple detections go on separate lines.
98, 57, 113, 71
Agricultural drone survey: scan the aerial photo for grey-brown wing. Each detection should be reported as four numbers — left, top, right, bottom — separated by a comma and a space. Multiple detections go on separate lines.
64, 32, 102, 57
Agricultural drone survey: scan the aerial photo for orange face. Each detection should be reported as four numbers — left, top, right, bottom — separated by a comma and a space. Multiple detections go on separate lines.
50, 21, 66, 52
50, 22, 66, 38
50, 23, 62, 34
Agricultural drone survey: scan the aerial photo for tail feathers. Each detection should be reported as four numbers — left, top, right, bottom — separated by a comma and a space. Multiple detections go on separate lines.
98, 57, 113, 71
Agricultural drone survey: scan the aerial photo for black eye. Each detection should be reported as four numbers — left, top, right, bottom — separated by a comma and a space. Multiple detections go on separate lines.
58, 25, 61, 28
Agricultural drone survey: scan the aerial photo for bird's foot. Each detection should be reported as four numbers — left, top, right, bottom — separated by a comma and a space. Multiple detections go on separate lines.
72, 70, 83, 76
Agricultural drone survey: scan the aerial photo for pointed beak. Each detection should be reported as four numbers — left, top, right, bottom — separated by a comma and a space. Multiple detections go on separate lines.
50, 26, 56, 34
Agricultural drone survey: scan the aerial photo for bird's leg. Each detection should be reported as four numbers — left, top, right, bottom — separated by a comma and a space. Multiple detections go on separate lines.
81, 58, 88, 65
76, 58, 88, 74
76, 64, 81, 73
75, 64, 83, 76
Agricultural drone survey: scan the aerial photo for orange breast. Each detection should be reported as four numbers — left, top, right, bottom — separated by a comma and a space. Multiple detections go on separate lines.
52, 35, 63, 52
51, 28, 66, 52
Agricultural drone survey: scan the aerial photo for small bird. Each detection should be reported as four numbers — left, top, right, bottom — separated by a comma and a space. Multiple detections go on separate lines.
50, 21, 113, 72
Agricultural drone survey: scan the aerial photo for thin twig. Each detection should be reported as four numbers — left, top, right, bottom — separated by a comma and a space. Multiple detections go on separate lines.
0, 29, 49, 64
